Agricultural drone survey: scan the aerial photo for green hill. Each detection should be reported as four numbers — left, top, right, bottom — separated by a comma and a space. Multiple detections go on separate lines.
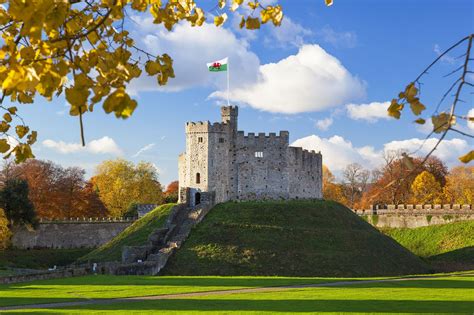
164, 200, 430, 277
79, 203, 175, 262
383, 221, 474, 271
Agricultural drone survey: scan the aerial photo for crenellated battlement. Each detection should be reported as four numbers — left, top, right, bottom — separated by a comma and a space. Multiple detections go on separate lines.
179, 105, 323, 204
236, 130, 290, 144
185, 120, 232, 133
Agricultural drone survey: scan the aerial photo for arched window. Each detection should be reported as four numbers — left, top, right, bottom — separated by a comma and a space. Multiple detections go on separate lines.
196, 172, 201, 184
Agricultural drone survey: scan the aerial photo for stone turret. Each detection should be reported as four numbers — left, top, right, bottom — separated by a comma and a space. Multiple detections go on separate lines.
221, 106, 238, 133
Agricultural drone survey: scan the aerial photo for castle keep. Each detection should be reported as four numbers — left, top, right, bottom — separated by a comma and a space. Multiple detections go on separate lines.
178, 106, 323, 206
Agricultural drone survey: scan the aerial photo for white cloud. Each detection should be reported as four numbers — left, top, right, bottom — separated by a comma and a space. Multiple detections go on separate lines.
128, 19, 259, 93
434, 44, 456, 64
291, 135, 470, 174
318, 26, 357, 48
266, 17, 312, 47
346, 101, 390, 122
42, 136, 122, 155
467, 108, 474, 130
212, 44, 365, 114
315, 117, 333, 131
132, 143, 156, 158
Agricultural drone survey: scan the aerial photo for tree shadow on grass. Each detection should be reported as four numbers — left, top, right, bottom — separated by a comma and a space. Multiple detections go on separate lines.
14, 299, 474, 314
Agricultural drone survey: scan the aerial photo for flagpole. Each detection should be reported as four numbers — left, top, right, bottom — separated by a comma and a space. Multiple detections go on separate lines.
227, 59, 230, 106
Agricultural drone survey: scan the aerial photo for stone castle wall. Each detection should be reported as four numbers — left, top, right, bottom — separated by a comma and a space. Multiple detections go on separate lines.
178, 106, 323, 204
354, 204, 474, 228
12, 221, 132, 249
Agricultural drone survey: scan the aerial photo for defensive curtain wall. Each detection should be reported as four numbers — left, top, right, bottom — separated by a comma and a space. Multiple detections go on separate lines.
11, 218, 133, 249
9, 204, 474, 250
354, 204, 474, 228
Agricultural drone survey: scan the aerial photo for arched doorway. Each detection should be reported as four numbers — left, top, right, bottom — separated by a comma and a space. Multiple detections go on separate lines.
195, 192, 201, 205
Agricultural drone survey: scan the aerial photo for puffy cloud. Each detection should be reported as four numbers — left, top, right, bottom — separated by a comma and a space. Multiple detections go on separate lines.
42, 136, 122, 155
212, 44, 365, 114
318, 26, 357, 48
346, 101, 390, 122
291, 135, 470, 173
128, 19, 259, 93
132, 143, 156, 158
315, 117, 333, 131
266, 17, 312, 47
467, 108, 474, 130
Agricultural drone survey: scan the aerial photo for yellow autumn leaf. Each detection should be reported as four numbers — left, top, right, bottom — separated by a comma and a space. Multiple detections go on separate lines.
387, 99, 403, 119
431, 112, 450, 133
3, 113, 12, 123
20, 46, 35, 60
414, 118, 426, 124
145, 60, 161, 76
0, 139, 10, 153
239, 16, 245, 28
405, 82, 418, 102
214, 13, 227, 27
16, 125, 29, 139
27, 130, 37, 145
325, 0, 334, 6
246, 17, 260, 29
458, 150, 474, 163
0, 122, 10, 133
65, 86, 89, 107
8, 107, 17, 115
231, 0, 244, 11
409, 99, 426, 116
248, 1, 259, 9
218, 0, 226, 9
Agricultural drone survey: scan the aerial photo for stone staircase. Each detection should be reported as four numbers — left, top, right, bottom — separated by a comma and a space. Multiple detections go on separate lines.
114, 204, 211, 275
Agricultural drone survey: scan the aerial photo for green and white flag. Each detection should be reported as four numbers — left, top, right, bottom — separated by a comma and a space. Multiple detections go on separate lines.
207, 57, 228, 72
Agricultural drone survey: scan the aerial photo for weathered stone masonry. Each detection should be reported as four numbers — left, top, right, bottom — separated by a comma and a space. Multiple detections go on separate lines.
178, 106, 323, 206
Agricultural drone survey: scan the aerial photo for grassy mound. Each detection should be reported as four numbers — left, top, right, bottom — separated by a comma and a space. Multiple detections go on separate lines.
383, 220, 474, 271
164, 200, 430, 277
79, 203, 175, 262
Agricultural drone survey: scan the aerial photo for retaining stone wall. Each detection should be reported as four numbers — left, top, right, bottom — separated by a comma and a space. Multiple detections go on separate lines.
12, 221, 132, 249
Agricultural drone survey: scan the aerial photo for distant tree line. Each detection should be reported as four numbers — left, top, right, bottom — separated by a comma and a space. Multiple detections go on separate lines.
0, 158, 179, 249
323, 151, 473, 208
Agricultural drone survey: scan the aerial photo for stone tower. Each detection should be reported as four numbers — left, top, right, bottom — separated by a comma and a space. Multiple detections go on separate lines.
178, 105, 322, 207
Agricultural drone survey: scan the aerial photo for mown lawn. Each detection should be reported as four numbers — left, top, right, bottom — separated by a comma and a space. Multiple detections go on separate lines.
0, 275, 342, 307
3, 274, 473, 314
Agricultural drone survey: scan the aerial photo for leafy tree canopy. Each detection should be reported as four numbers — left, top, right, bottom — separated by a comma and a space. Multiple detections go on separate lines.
0, 0, 332, 163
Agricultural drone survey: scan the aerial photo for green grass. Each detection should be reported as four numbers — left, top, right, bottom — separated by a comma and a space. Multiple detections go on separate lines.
0, 248, 91, 270
383, 220, 474, 272
164, 200, 430, 277
0, 275, 343, 307
79, 204, 175, 262
3, 274, 474, 314
383, 220, 474, 258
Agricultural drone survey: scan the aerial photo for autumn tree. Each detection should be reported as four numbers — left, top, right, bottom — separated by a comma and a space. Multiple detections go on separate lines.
0, 179, 36, 226
411, 171, 442, 204
0, 1, 332, 163
93, 159, 163, 216
443, 165, 473, 204
322, 165, 346, 205
342, 163, 370, 208
0, 159, 107, 218
360, 152, 448, 206
0, 208, 10, 249
164, 180, 179, 203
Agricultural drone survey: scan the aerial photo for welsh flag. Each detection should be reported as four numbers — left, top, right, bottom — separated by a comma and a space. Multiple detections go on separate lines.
207, 57, 228, 72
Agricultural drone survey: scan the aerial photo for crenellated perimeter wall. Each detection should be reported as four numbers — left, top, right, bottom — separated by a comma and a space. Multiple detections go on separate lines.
353, 204, 474, 228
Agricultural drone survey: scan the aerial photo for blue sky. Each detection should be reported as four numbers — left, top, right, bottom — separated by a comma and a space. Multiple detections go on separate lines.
10, 0, 473, 185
